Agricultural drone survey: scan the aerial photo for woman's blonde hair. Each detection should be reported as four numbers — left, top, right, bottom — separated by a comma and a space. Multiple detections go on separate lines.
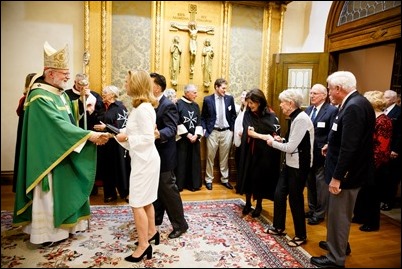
126, 69, 158, 108
363, 90, 386, 112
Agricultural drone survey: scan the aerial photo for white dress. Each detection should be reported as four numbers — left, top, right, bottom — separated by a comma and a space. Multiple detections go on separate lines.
126, 102, 160, 207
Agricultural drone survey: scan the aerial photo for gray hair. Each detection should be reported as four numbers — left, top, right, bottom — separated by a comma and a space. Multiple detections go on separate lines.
278, 88, 304, 108
384, 89, 397, 100
163, 88, 177, 101
103, 85, 120, 97
184, 84, 197, 93
311, 83, 327, 97
326, 71, 356, 93
75, 73, 89, 86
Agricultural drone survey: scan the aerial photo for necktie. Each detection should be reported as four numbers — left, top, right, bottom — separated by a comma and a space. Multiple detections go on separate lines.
311, 107, 317, 121
218, 96, 225, 128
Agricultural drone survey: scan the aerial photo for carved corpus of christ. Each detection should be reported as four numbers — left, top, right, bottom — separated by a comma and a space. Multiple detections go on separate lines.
170, 21, 214, 79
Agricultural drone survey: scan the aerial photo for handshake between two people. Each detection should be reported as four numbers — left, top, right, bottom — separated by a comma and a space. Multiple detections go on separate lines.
88, 131, 110, 146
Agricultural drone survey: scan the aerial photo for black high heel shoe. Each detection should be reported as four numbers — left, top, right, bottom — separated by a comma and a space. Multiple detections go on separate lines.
135, 231, 160, 246
125, 244, 152, 263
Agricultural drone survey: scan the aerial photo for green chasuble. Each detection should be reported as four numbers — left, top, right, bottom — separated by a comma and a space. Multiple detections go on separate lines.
13, 84, 97, 228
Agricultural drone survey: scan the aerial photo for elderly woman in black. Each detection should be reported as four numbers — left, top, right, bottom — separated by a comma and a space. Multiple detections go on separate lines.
235, 88, 281, 218
266, 88, 314, 247
94, 85, 131, 203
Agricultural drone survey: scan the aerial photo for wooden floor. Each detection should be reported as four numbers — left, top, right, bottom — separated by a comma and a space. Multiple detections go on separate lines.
1, 183, 400, 268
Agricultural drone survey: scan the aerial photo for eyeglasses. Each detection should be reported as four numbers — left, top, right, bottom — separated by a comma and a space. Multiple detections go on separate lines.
53, 70, 71, 77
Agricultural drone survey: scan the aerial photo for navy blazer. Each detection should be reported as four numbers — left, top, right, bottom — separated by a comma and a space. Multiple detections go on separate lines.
155, 95, 179, 172
387, 105, 401, 153
201, 94, 237, 138
305, 102, 338, 167
325, 91, 376, 189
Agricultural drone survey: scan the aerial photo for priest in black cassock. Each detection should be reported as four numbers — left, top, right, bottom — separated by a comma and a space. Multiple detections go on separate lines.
175, 84, 204, 191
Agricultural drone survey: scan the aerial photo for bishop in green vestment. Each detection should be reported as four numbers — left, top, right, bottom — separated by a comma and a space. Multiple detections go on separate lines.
12, 41, 105, 245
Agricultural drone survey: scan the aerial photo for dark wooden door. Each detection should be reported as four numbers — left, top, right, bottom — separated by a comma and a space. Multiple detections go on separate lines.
270, 52, 329, 132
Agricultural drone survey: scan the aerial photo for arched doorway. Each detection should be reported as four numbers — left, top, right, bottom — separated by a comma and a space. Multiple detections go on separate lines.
325, 1, 401, 93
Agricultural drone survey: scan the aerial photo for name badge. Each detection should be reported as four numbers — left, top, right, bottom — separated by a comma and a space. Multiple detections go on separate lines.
332, 123, 338, 131
317, 122, 325, 128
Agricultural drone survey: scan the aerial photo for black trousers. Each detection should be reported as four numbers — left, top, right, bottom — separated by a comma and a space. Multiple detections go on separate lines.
153, 170, 188, 231
273, 165, 307, 238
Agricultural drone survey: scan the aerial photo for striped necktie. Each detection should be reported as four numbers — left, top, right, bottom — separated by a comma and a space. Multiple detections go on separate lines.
311, 107, 317, 121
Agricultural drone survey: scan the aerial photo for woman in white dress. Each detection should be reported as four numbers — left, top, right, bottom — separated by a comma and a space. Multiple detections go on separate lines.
115, 69, 160, 263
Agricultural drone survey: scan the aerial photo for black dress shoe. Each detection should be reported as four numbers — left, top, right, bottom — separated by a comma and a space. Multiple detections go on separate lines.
305, 211, 314, 218
221, 182, 233, 189
359, 224, 379, 232
310, 255, 344, 268
104, 196, 117, 203
205, 183, 212, 190
307, 216, 324, 225
380, 203, 392, 211
319, 241, 351, 255
168, 228, 187, 239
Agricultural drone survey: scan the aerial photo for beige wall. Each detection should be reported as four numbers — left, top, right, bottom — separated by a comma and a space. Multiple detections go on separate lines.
1, 1, 84, 171
338, 44, 396, 92
4, 1, 396, 174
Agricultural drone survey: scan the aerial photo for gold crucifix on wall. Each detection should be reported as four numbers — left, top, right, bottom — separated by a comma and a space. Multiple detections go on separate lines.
170, 4, 214, 80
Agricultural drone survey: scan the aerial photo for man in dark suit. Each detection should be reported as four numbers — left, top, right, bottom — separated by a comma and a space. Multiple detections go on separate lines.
201, 78, 237, 190
304, 84, 338, 225
310, 71, 375, 268
150, 72, 188, 239
381, 89, 401, 211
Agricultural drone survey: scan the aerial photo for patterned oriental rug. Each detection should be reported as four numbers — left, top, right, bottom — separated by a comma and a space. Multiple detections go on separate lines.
1, 199, 314, 268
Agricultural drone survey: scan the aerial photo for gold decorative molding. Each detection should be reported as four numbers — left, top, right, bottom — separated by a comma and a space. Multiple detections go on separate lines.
261, 3, 273, 94
101, 1, 107, 88
83, 1, 90, 75
221, 2, 230, 80
152, 1, 163, 73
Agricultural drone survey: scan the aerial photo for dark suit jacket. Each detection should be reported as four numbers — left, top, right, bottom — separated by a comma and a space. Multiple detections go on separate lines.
305, 102, 338, 167
155, 95, 179, 172
201, 94, 237, 138
325, 91, 376, 189
387, 105, 401, 153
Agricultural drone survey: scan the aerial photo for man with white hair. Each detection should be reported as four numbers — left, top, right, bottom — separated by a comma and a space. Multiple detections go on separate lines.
310, 71, 375, 268
380, 89, 401, 211
304, 84, 338, 225
12, 41, 108, 245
